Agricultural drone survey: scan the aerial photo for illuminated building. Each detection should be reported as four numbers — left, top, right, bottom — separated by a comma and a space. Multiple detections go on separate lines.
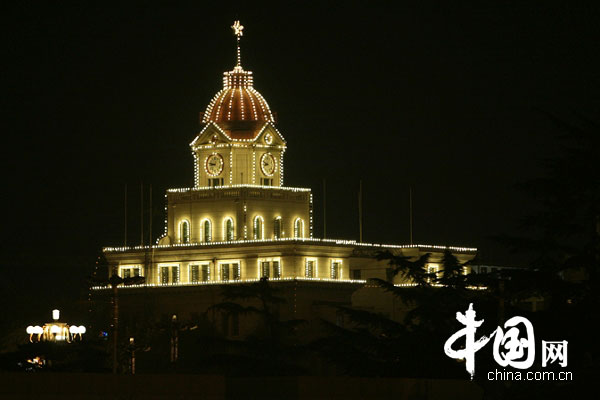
99, 22, 476, 333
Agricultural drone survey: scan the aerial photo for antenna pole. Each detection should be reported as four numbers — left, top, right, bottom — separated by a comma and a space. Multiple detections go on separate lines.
140, 182, 144, 246
409, 186, 413, 245
148, 184, 153, 245
124, 184, 127, 247
323, 178, 327, 238
358, 180, 363, 242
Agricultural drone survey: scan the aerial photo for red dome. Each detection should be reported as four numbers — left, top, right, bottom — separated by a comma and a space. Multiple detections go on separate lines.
202, 68, 274, 125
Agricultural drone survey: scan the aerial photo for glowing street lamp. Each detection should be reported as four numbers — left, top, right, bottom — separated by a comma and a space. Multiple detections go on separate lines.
26, 310, 86, 343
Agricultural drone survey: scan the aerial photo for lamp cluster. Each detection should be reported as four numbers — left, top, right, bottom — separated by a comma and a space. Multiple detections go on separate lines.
26, 309, 86, 343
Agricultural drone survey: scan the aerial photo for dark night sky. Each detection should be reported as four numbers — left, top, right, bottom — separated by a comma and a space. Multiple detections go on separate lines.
1, 3, 599, 324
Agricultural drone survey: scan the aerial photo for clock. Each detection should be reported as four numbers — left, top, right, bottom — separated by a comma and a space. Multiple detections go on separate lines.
205, 153, 224, 176
260, 153, 276, 176
264, 133, 273, 145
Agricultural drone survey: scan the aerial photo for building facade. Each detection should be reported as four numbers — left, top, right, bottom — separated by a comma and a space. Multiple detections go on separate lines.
99, 22, 477, 329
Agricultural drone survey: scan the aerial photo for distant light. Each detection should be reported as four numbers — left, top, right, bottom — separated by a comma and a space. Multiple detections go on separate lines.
26, 326, 34, 335
52, 309, 60, 321
70, 326, 79, 334
50, 325, 60, 334
78, 326, 86, 334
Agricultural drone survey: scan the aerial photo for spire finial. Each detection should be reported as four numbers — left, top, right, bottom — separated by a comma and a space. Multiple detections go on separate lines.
231, 20, 244, 69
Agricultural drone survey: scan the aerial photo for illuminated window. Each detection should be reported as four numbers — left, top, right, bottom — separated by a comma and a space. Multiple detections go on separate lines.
203, 219, 212, 242
120, 266, 141, 279
160, 267, 169, 285
221, 264, 230, 281
274, 217, 282, 239
220, 262, 240, 281
331, 261, 341, 279
305, 259, 315, 278
160, 265, 179, 284
273, 260, 281, 278
427, 265, 439, 283
180, 220, 190, 244
261, 261, 270, 278
190, 265, 200, 283
253, 216, 264, 239
225, 218, 234, 241
232, 263, 240, 280
202, 264, 210, 282
294, 218, 304, 238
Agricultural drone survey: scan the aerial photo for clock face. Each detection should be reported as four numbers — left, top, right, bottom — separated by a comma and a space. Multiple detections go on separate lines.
205, 153, 224, 176
264, 133, 273, 145
260, 153, 276, 176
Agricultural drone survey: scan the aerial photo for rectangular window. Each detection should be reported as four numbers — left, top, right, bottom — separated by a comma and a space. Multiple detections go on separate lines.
161, 267, 169, 285
331, 261, 340, 279
171, 266, 179, 284
261, 178, 273, 186
190, 265, 200, 283
305, 260, 314, 278
351, 269, 361, 280
222, 263, 230, 281
209, 178, 224, 187
201, 264, 210, 282
120, 266, 142, 279
232, 263, 240, 280
272, 261, 280, 278
261, 261, 270, 278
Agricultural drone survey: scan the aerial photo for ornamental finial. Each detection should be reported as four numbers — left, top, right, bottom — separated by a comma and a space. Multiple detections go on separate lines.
232, 21, 244, 69
231, 20, 244, 37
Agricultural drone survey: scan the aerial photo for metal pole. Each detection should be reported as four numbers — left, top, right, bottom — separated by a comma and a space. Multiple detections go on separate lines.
358, 180, 363, 243
124, 184, 127, 247
149, 184, 152, 245
140, 182, 144, 246
112, 282, 118, 374
323, 178, 327, 238
409, 186, 413, 245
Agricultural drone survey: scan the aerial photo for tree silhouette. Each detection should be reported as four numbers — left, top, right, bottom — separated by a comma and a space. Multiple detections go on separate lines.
203, 278, 306, 376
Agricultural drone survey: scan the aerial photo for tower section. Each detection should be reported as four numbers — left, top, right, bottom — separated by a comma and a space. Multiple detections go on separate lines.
158, 21, 311, 247
191, 21, 286, 188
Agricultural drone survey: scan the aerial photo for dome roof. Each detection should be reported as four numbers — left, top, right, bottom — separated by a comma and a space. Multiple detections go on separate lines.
200, 21, 276, 140
202, 67, 275, 125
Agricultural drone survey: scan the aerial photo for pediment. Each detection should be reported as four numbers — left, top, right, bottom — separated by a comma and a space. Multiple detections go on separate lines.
256, 123, 286, 147
189, 122, 233, 149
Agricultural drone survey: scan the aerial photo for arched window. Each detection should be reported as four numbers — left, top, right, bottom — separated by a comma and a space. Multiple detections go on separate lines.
224, 218, 234, 241
180, 220, 190, 244
294, 218, 304, 238
253, 216, 264, 240
202, 219, 212, 243
274, 217, 282, 239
